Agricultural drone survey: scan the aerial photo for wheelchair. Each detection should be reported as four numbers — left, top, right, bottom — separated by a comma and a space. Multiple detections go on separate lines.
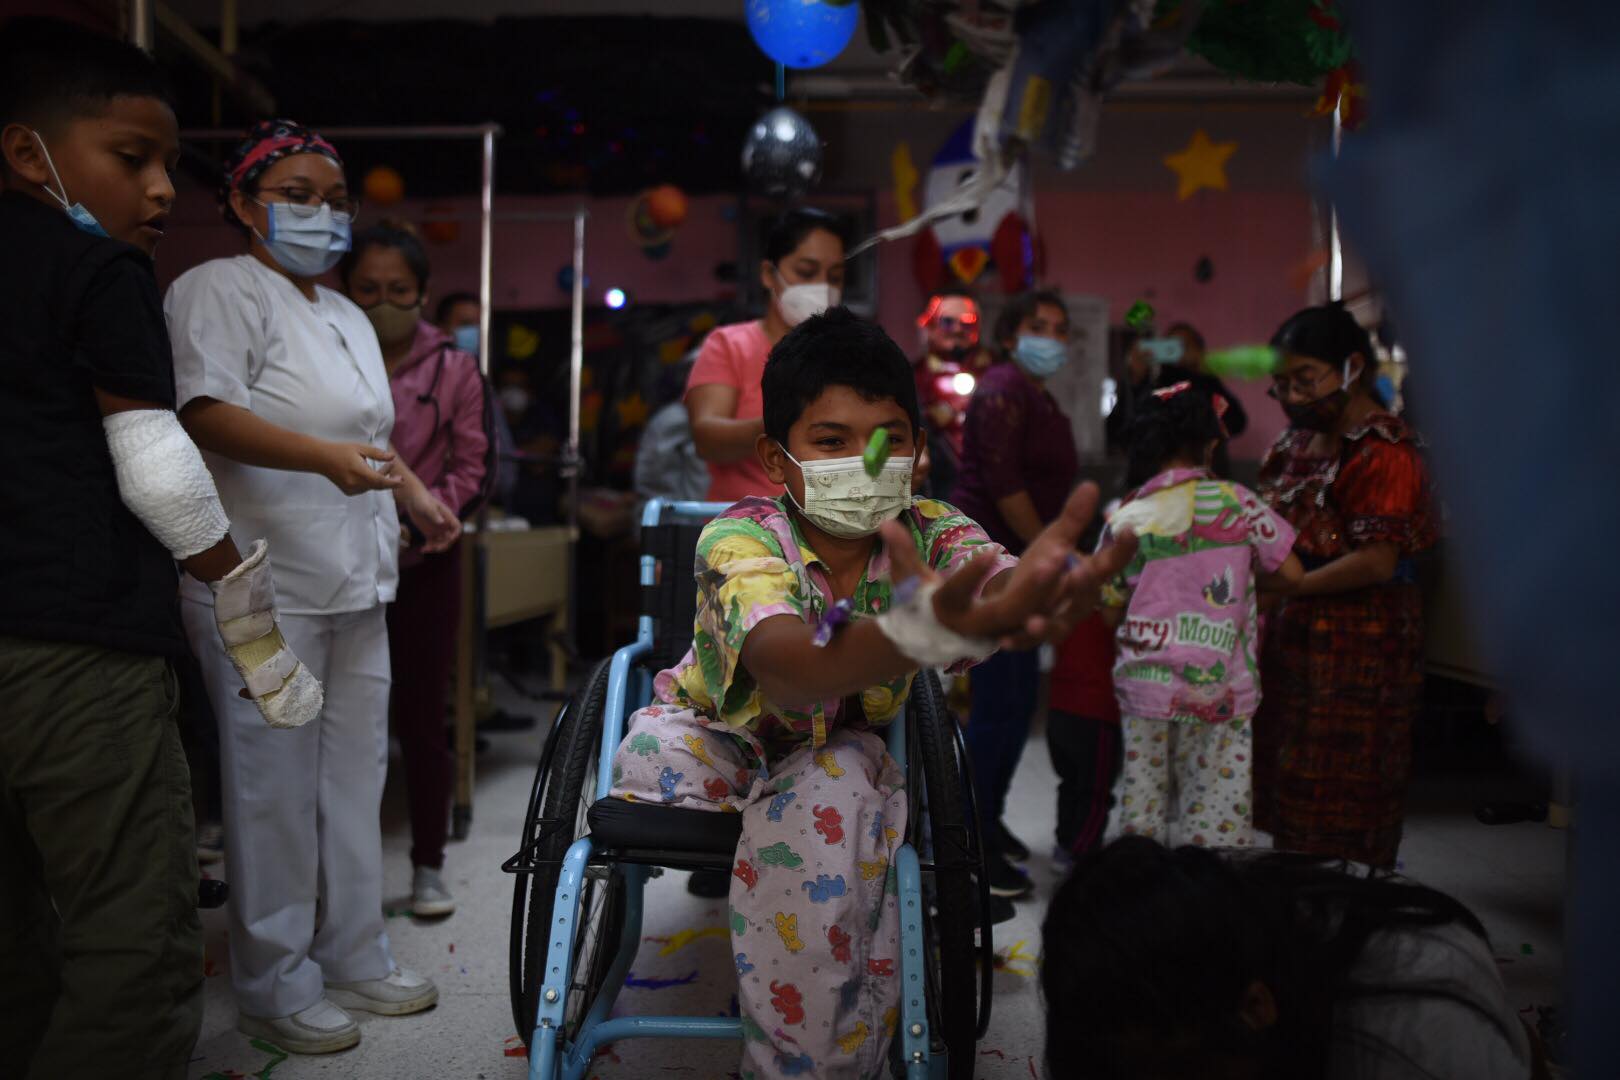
504, 500, 995, 1079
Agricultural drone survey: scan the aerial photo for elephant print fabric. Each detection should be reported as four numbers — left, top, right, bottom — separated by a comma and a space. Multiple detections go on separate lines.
609, 707, 908, 1080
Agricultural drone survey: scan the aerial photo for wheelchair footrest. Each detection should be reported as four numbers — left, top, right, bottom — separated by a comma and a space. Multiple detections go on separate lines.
587, 798, 743, 866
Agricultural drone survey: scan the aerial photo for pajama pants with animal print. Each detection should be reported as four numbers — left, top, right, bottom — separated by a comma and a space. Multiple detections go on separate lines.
609, 704, 908, 1080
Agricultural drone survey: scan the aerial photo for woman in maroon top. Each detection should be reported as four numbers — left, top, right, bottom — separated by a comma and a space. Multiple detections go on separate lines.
951, 290, 1080, 900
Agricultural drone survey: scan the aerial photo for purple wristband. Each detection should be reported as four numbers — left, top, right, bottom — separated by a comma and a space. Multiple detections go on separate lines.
812, 598, 855, 647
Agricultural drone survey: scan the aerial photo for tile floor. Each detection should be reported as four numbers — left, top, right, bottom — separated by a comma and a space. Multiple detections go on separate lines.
187, 698, 1567, 1079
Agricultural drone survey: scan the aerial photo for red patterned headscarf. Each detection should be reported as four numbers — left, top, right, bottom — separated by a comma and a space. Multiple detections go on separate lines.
218, 119, 343, 227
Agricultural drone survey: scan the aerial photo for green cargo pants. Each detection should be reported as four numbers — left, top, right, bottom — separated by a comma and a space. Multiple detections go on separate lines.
0, 636, 204, 1080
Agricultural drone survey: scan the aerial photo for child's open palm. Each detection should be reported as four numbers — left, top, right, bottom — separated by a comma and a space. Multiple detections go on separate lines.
881, 483, 1137, 648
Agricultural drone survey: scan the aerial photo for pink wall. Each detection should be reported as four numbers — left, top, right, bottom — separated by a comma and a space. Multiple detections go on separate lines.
158, 178, 1312, 461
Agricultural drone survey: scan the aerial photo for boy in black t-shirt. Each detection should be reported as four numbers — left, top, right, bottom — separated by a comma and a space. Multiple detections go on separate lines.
0, 20, 316, 1078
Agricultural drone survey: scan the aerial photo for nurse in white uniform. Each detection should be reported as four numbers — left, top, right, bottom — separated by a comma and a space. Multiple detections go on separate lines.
165, 120, 459, 1055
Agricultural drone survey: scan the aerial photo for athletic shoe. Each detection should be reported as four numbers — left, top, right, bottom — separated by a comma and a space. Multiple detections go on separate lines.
687, 868, 731, 899
237, 998, 360, 1055
326, 967, 438, 1016
196, 822, 224, 865
411, 866, 456, 918
993, 820, 1031, 861
985, 853, 1034, 899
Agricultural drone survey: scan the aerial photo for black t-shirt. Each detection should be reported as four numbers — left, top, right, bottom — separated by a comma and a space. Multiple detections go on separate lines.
0, 192, 187, 657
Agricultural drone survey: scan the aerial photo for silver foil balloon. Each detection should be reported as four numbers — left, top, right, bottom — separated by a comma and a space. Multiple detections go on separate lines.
741, 106, 823, 199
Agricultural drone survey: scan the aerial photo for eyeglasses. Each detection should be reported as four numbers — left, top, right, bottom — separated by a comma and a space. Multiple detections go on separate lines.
1267, 368, 1339, 401
256, 185, 361, 220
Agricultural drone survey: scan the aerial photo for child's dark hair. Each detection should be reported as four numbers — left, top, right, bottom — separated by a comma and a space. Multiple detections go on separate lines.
763, 207, 846, 264
1270, 302, 1381, 399
435, 291, 478, 325
993, 289, 1069, 355
0, 17, 173, 136
1166, 321, 1205, 351
1042, 837, 1489, 1080
762, 307, 920, 445
339, 218, 431, 292
1125, 383, 1224, 488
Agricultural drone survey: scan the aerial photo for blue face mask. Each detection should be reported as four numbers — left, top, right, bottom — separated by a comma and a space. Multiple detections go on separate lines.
252, 200, 351, 278
32, 131, 109, 238
452, 324, 481, 356
1012, 334, 1069, 378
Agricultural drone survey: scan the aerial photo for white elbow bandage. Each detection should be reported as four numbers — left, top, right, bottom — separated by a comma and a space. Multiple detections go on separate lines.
103, 409, 230, 560
873, 579, 997, 668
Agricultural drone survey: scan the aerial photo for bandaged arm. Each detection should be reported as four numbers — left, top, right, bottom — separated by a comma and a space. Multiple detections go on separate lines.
101, 402, 322, 728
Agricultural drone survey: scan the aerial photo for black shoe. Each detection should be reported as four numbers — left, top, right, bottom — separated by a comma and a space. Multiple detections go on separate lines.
987, 894, 1017, 925
985, 853, 1034, 899
686, 868, 731, 899
994, 820, 1031, 862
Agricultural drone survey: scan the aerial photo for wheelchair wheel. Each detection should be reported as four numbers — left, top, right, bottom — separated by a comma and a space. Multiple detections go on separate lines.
908, 669, 992, 1079
509, 658, 625, 1047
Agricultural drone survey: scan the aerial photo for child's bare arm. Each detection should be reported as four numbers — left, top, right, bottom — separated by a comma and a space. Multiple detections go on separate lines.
742, 615, 916, 706
1257, 551, 1305, 594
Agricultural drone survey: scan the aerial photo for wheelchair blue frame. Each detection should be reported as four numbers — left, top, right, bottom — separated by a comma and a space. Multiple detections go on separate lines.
526, 501, 944, 1079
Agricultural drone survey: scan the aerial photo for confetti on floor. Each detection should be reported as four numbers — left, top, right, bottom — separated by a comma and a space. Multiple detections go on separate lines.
503, 1035, 529, 1058
646, 925, 730, 957
625, 969, 701, 990
992, 939, 1036, 978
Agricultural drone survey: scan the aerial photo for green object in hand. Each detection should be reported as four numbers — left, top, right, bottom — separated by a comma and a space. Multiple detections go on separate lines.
863, 427, 891, 478
1204, 345, 1281, 380
1124, 299, 1155, 330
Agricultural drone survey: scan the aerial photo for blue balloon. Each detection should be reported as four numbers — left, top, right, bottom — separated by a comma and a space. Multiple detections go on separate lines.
745, 0, 859, 70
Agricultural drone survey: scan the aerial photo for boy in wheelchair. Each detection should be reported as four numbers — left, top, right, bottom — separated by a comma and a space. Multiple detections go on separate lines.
607, 308, 1133, 1079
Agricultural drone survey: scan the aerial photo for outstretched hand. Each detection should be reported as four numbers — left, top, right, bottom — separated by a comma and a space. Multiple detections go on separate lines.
879, 482, 1136, 649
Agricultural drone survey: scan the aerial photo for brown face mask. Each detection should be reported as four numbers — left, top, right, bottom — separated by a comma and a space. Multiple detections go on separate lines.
1280, 360, 1356, 431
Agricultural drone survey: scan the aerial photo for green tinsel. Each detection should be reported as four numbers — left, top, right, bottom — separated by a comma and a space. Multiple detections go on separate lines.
1156, 0, 1353, 86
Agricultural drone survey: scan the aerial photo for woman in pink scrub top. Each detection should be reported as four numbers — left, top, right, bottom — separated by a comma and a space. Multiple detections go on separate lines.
686, 208, 845, 502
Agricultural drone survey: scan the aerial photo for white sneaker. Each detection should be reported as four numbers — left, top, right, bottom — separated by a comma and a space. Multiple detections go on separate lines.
326, 966, 439, 1016
238, 997, 360, 1054
411, 865, 456, 918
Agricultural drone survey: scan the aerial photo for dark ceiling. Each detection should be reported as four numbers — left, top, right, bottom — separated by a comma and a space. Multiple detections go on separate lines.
170, 15, 776, 197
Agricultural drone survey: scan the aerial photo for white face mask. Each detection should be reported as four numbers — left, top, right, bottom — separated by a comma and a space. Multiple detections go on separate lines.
779, 446, 913, 538
773, 269, 840, 327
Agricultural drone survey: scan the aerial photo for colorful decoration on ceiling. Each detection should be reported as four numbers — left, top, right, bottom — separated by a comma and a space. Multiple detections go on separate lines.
741, 106, 824, 199
1163, 129, 1237, 200
745, 0, 860, 69
1161, 0, 1363, 127
912, 119, 1039, 295
362, 165, 404, 207
627, 184, 689, 261
890, 142, 920, 222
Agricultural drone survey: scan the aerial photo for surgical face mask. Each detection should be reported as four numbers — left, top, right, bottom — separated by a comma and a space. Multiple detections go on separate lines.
779, 445, 913, 539
251, 199, 351, 278
363, 300, 420, 346
1281, 359, 1356, 432
773, 269, 840, 327
31, 131, 108, 237
1012, 334, 1069, 378
500, 386, 531, 416
452, 323, 480, 356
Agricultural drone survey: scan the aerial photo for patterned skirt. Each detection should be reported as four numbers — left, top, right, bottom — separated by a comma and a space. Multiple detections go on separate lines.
1253, 583, 1425, 868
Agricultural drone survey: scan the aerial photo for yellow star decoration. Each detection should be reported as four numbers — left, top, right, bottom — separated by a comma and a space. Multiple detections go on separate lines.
615, 391, 649, 430
1163, 129, 1238, 200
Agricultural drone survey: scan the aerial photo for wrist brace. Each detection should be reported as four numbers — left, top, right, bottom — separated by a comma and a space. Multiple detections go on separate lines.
874, 578, 997, 667
211, 540, 324, 728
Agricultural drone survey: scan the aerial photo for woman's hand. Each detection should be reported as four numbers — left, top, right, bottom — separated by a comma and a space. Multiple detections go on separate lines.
320, 442, 403, 496
400, 486, 460, 554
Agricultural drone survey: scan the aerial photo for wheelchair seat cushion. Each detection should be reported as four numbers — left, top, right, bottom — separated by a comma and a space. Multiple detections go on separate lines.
588, 797, 743, 858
